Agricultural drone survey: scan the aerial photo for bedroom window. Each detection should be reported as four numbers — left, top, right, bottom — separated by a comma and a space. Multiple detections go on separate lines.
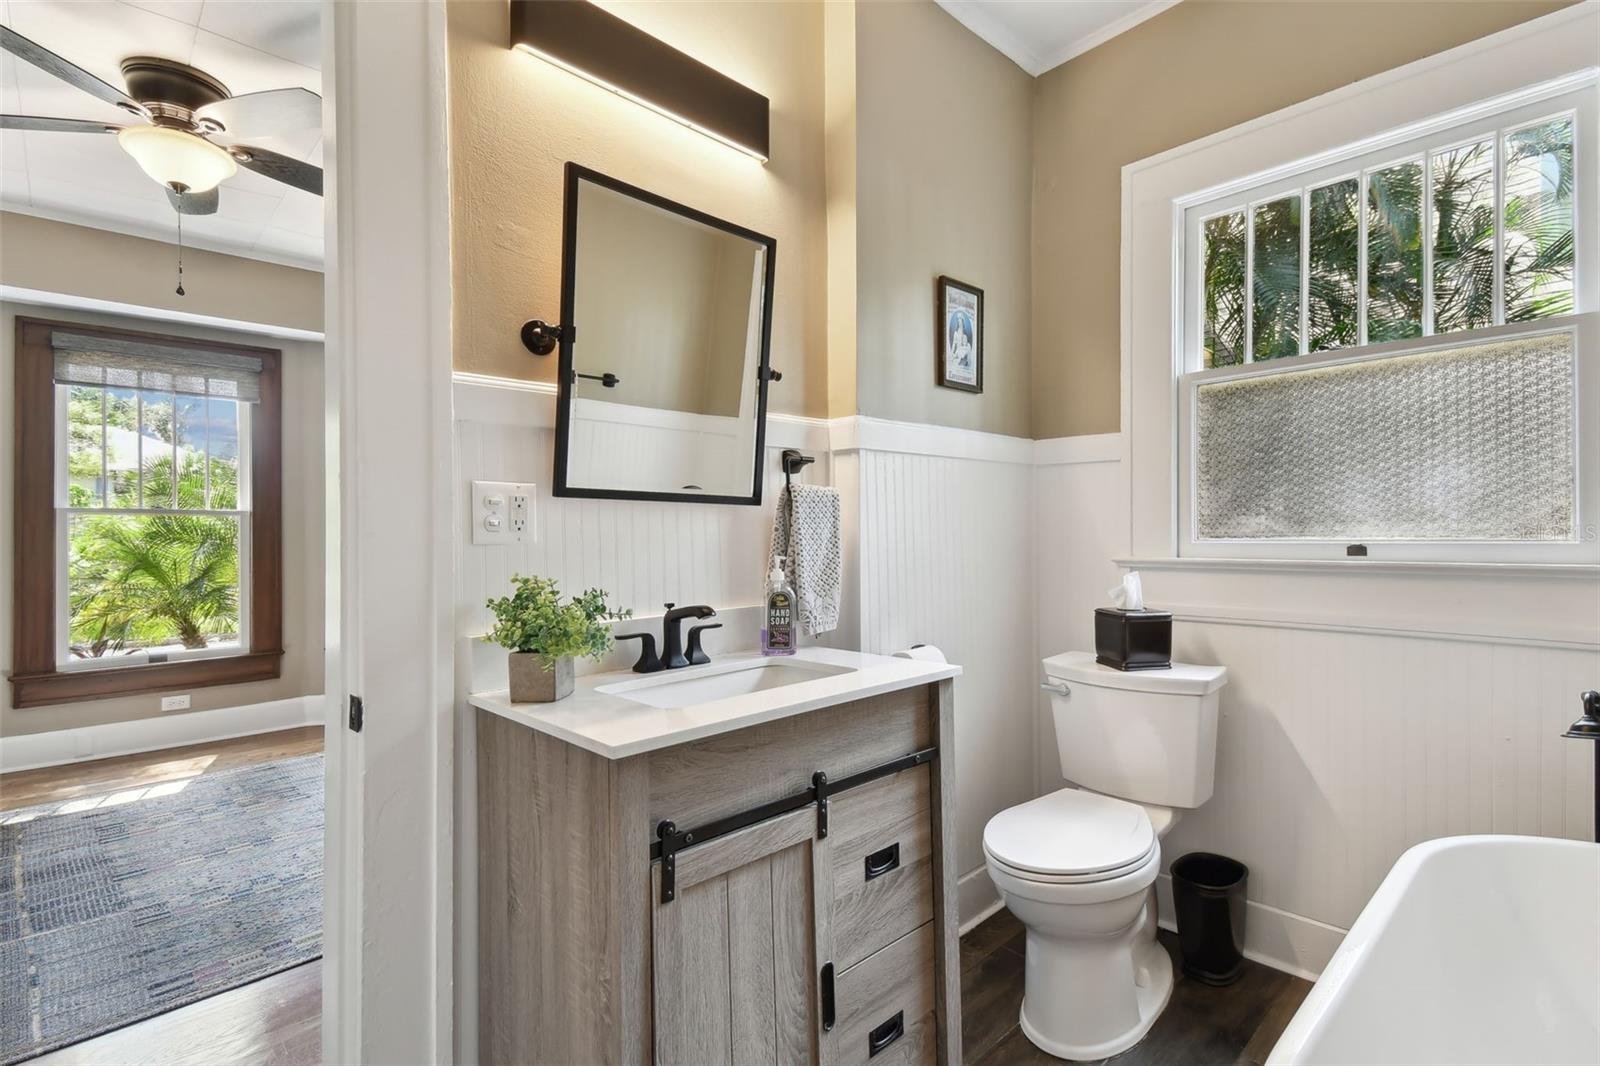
11, 318, 284, 708
1179, 76, 1595, 562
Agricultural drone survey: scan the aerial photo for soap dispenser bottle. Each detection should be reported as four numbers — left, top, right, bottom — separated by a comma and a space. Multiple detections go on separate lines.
762, 557, 796, 656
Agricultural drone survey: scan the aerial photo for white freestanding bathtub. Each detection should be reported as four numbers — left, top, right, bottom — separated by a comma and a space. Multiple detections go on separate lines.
1269, 835, 1600, 1066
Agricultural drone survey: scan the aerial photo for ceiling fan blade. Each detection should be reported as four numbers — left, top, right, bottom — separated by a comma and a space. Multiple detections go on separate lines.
0, 26, 146, 117
232, 144, 322, 196
1, 114, 121, 133
166, 185, 219, 216
193, 87, 320, 141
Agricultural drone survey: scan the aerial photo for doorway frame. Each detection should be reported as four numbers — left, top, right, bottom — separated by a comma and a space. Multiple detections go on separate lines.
321, 1, 457, 1061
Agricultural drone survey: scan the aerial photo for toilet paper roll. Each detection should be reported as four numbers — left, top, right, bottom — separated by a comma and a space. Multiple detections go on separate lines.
893, 644, 948, 664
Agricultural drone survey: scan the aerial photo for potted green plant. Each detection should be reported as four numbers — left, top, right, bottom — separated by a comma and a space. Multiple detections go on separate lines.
485, 576, 629, 703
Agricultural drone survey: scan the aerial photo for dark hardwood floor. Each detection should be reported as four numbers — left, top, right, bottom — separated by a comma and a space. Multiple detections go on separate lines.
4, 728, 325, 1066
961, 908, 1312, 1065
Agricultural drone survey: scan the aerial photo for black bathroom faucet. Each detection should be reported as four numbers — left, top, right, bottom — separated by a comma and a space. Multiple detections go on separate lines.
660, 602, 717, 670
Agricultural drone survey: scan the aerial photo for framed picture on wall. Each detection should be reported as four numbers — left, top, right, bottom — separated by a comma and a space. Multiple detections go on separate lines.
936, 275, 983, 393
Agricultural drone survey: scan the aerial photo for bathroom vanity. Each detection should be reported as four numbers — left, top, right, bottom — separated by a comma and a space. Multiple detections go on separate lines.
470, 648, 963, 1066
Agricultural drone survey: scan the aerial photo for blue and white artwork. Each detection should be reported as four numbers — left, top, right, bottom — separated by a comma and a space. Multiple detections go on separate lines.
939, 278, 982, 391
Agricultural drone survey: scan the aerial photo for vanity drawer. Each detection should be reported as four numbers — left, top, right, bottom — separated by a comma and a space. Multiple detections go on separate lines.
829, 765, 934, 971
646, 685, 932, 829
832, 923, 937, 1066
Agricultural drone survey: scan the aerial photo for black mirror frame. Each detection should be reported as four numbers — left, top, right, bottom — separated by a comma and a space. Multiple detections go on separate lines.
551, 162, 778, 506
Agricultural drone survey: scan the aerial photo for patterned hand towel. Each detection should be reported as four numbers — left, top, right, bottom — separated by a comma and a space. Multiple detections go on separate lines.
769, 482, 841, 636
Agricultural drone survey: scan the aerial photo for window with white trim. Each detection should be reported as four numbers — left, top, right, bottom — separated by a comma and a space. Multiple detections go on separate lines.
56, 334, 257, 669
1178, 76, 1596, 562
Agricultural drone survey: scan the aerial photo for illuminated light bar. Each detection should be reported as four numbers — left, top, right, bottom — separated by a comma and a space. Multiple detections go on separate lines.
509, 0, 770, 163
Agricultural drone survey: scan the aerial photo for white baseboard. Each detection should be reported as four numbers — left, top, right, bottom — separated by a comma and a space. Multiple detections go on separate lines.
0, 695, 325, 774
1155, 873, 1343, 982
957, 863, 1000, 930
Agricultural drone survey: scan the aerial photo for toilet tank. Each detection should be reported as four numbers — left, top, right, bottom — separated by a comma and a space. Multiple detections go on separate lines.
1041, 651, 1227, 809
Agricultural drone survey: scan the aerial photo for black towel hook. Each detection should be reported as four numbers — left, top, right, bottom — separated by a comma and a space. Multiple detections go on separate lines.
781, 449, 814, 492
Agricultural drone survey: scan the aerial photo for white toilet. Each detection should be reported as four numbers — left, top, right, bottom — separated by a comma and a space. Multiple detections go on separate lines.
983, 651, 1228, 1061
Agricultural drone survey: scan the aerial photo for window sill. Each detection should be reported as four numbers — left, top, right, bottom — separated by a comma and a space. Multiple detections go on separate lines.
9, 649, 283, 709
1114, 557, 1599, 580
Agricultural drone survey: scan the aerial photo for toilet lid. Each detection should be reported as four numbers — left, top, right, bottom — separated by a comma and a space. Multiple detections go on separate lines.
983, 788, 1156, 879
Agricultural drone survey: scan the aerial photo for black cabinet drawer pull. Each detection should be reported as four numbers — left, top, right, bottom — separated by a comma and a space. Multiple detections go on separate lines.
868, 1010, 904, 1057
864, 842, 901, 881
820, 962, 835, 1032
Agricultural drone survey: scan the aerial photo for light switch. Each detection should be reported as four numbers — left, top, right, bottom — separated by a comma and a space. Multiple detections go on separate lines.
472, 481, 535, 545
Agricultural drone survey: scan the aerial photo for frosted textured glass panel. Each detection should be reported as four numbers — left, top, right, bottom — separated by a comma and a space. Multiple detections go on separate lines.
1195, 332, 1575, 540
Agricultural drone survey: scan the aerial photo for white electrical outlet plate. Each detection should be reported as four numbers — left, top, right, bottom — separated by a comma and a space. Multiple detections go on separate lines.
161, 694, 191, 712
472, 481, 535, 545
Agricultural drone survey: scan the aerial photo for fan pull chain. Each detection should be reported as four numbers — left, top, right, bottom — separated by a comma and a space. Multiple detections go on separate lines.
175, 204, 186, 297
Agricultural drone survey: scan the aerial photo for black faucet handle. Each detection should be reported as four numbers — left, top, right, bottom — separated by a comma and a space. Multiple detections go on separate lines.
615, 632, 662, 674
686, 623, 722, 666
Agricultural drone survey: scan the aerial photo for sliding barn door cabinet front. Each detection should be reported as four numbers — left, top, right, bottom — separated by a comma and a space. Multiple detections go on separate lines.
477, 679, 961, 1066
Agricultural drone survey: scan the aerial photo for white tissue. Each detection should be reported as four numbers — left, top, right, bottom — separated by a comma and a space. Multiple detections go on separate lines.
893, 644, 948, 664
1107, 571, 1145, 611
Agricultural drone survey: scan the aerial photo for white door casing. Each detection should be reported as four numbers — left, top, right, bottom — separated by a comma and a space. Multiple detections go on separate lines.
323, 0, 456, 1062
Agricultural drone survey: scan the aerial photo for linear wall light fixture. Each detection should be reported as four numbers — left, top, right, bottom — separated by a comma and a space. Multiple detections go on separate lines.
509, 0, 770, 163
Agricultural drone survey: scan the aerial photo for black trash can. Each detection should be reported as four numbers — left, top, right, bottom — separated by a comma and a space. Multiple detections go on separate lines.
1171, 852, 1248, 986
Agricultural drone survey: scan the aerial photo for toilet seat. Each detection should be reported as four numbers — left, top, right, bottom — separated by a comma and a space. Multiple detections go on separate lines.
983, 787, 1156, 882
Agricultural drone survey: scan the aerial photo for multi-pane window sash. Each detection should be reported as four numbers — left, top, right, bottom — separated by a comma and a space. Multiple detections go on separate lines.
53, 332, 261, 670
1192, 82, 1584, 371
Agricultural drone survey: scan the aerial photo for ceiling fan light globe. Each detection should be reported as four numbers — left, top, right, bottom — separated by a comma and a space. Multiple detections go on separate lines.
116, 125, 236, 194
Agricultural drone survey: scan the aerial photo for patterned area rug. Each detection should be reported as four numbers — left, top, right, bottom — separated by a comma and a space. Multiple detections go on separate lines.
0, 753, 322, 1064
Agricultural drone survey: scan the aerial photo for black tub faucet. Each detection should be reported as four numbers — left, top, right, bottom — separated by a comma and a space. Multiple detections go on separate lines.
661, 603, 716, 669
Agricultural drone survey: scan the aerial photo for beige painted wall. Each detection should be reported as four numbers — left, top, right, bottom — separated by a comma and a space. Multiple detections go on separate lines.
854, 0, 1033, 437
0, 212, 323, 334
1031, 0, 1574, 438
447, 0, 829, 418
0, 302, 325, 737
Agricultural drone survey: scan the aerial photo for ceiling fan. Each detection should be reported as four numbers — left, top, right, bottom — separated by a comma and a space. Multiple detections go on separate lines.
0, 24, 322, 217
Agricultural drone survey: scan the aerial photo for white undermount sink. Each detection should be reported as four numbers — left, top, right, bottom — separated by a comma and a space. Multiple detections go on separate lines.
596, 657, 856, 709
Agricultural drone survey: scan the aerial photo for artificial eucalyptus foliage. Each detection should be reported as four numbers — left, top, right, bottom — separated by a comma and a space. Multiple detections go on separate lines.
485, 575, 629, 668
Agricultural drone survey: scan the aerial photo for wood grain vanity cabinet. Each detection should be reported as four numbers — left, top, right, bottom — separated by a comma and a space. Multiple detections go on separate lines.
477, 678, 960, 1066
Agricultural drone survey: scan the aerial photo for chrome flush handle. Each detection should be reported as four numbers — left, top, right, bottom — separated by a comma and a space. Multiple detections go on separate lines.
1040, 681, 1070, 698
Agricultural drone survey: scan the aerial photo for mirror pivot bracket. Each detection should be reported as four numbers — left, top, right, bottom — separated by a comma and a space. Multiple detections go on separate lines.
520, 319, 570, 356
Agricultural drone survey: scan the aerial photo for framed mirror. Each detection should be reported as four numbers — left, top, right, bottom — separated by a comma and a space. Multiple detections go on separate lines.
552, 163, 777, 504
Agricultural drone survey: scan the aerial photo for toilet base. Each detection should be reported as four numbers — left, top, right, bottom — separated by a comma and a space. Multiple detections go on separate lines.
1016, 927, 1174, 1061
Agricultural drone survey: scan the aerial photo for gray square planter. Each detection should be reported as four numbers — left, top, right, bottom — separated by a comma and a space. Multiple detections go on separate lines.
508, 652, 575, 703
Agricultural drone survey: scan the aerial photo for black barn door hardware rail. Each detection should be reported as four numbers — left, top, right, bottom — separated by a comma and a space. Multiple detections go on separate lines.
650, 745, 937, 903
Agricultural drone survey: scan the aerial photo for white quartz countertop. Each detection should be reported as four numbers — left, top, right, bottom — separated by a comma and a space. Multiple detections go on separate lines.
468, 647, 961, 760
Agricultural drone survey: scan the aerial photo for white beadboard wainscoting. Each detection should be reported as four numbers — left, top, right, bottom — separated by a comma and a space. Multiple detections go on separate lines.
833, 418, 1038, 922
1035, 439, 1600, 978
452, 374, 831, 635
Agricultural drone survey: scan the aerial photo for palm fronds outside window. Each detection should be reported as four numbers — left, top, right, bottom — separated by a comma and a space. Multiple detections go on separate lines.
1201, 114, 1575, 368
64, 384, 244, 659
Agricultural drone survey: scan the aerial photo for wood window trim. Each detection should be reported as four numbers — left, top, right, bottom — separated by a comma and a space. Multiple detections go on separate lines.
9, 316, 284, 709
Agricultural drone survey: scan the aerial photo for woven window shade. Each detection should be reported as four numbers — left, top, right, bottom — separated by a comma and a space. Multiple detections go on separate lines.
51, 331, 263, 403
1195, 331, 1576, 541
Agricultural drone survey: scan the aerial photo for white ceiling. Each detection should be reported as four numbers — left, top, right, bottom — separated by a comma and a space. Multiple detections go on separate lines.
935, 0, 1179, 77
0, 0, 323, 270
